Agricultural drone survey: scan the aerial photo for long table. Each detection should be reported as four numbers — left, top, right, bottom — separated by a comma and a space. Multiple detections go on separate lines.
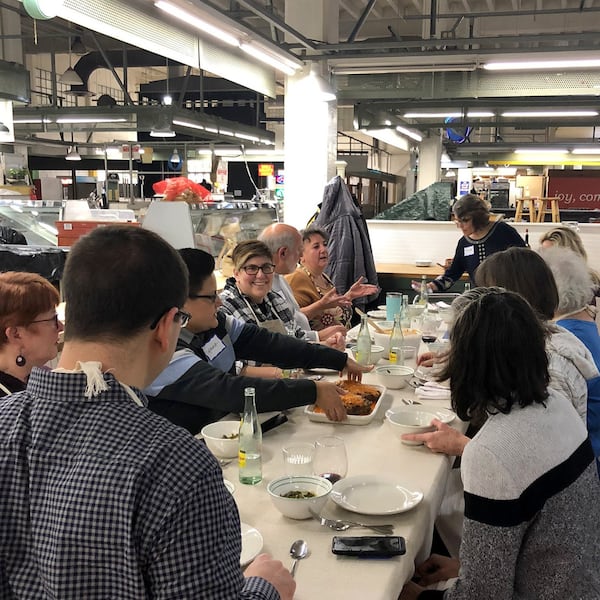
219, 359, 465, 600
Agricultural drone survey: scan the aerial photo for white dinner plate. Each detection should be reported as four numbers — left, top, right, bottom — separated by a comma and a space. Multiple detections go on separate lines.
304, 384, 386, 425
331, 475, 423, 515
386, 405, 456, 424
240, 523, 263, 566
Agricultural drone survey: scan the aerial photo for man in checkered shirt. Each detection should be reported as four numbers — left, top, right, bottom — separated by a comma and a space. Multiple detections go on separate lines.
0, 226, 295, 599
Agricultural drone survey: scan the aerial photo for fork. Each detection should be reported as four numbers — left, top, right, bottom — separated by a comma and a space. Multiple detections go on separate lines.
402, 398, 422, 406
309, 510, 394, 535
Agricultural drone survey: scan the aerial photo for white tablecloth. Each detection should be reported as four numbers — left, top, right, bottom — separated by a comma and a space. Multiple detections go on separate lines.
219, 359, 466, 600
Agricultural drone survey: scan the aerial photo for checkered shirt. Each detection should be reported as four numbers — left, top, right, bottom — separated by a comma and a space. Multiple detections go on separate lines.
0, 367, 278, 600
219, 277, 306, 340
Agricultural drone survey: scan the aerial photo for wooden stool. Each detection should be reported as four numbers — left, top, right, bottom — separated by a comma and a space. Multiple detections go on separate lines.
514, 197, 537, 223
537, 197, 561, 223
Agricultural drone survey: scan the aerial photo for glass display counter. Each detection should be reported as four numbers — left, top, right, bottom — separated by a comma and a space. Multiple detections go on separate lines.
189, 204, 277, 259
0, 201, 62, 246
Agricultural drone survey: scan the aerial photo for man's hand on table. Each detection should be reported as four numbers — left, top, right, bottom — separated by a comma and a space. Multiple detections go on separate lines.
342, 356, 373, 381
318, 324, 347, 341
244, 553, 296, 600
401, 418, 469, 456
315, 381, 347, 421
417, 350, 449, 368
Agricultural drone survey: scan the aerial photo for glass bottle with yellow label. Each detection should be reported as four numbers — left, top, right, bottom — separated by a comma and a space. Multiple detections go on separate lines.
389, 314, 404, 365
239, 387, 262, 485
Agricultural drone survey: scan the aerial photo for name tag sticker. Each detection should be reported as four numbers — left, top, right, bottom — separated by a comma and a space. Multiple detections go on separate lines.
202, 336, 226, 360
464, 246, 475, 257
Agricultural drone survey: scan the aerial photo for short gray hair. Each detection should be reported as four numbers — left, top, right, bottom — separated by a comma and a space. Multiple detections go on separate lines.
539, 246, 594, 315
258, 225, 298, 256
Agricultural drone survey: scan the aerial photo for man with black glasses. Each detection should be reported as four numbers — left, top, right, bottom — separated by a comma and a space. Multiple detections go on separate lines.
145, 247, 370, 434
0, 226, 295, 600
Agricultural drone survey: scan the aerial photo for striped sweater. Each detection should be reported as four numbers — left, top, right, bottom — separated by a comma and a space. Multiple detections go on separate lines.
422, 389, 600, 599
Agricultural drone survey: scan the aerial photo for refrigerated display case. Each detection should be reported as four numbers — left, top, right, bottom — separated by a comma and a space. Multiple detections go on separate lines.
0, 201, 62, 246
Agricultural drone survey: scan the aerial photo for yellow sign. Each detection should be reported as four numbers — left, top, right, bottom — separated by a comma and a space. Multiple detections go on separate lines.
258, 163, 274, 177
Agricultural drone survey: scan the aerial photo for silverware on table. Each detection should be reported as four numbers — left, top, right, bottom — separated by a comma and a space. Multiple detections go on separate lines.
309, 509, 394, 535
402, 398, 422, 405
289, 539, 308, 578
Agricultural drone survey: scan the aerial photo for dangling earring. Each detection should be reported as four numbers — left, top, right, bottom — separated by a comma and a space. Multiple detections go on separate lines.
16, 354, 26, 367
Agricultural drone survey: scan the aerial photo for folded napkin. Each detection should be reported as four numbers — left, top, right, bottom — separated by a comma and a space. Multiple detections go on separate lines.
414, 380, 451, 400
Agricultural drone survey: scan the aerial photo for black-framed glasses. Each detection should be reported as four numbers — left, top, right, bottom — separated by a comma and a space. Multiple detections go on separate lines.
241, 263, 275, 275
150, 308, 192, 330
189, 292, 219, 303
30, 313, 60, 328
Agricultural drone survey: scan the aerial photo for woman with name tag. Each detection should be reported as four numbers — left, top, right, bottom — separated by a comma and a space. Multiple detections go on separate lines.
145, 248, 369, 434
411, 194, 525, 294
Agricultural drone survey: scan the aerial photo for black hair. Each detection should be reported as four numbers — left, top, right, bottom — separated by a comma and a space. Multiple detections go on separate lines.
179, 248, 215, 294
63, 226, 188, 341
438, 287, 549, 424
475, 247, 558, 321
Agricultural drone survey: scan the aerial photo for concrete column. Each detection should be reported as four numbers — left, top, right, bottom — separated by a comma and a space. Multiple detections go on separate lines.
283, 0, 338, 229
417, 133, 442, 191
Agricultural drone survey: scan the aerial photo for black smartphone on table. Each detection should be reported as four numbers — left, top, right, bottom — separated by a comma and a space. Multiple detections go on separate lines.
331, 536, 406, 558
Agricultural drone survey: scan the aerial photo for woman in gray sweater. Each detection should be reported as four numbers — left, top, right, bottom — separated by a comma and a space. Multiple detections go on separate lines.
400, 288, 600, 600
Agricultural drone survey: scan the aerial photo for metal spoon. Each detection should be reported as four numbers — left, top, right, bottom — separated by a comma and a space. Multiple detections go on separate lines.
289, 539, 308, 578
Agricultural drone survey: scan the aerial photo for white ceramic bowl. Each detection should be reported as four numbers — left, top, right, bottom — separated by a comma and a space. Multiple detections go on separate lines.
372, 328, 421, 358
375, 365, 415, 389
351, 344, 386, 364
415, 259, 432, 267
267, 475, 332, 519
385, 408, 438, 445
201, 420, 240, 459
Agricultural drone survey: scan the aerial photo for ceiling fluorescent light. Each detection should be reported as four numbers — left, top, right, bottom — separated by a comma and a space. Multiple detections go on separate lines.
219, 129, 234, 136
571, 147, 600, 154
404, 111, 494, 118
333, 63, 477, 75
395, 126, 423, 142
514, 148, 568, 154
13, 117, 51, 124
240, 43, 298, 75
484, 59, 600, 71
260, 138, 275, 145
56, 117, 128, 123
501, 110, 598, 117
155, 1, 240, 46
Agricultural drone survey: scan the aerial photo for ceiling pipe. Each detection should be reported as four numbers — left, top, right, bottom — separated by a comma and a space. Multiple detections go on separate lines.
347, 0, 378, 44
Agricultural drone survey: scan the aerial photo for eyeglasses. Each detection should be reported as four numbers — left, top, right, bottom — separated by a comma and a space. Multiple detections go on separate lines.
150, 308, 192, 330
189, 292, 219, 303
30, 313, 60, 328
240, 263, 275, 275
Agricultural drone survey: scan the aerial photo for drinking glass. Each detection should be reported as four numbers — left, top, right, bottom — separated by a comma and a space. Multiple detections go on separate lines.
420, 313, 440, 347
313, 436, 348, 484
282, 443, 315, 477
386, 292, 402, 322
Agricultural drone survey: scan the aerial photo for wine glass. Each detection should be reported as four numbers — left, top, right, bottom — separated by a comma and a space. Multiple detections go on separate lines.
313, 436, 348, 484
420, 313, 440, 347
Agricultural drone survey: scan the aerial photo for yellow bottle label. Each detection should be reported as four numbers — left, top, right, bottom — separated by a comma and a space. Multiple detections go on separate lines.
238, 449, 246, 467
389, 350, 397, 364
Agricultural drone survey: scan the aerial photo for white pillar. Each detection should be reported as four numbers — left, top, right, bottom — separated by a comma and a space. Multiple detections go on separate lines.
283, 0, 338, 229
417, 133, 443, 192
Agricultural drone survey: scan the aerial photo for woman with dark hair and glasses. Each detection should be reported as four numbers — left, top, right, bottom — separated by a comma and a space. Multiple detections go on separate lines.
0, 271, 63, 396
145, 248, 369, 434
412, 194, 525, 294
400, 289, 600, 600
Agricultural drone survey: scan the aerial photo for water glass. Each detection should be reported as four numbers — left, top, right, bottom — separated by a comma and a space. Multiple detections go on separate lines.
282, 443, 315, 476
386, 292, 402, 322
313, 436, 348, 484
